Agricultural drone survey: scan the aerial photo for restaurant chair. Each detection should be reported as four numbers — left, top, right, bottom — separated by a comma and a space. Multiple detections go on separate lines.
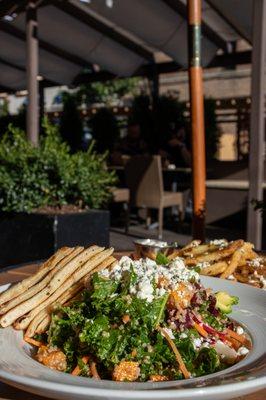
125, 155, 186, 239
110, 187, 130, 233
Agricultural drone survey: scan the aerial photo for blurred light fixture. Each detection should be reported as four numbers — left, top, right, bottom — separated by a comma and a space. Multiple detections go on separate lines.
106, 0, 113, 7
79, 0, 113, 7
3, 13, 17, 22
15, 90, 28, 96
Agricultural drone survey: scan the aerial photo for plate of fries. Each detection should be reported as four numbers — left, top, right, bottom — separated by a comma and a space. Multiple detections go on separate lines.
154, 239, 266, 289
0, 244, 265, 400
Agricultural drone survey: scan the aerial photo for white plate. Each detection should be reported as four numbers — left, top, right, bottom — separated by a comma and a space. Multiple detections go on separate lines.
0, 277, 265, 400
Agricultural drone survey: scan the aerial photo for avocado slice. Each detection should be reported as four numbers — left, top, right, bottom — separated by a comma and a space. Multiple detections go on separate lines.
215, 291, 239, 314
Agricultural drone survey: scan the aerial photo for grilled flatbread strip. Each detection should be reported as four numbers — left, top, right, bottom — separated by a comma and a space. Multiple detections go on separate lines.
24, 281, 84, 338
12, 248, 114, 330
0, 247, 84, 315
0, 246, 104, 327
25, 255, 117, 337
0, 247, 72, 306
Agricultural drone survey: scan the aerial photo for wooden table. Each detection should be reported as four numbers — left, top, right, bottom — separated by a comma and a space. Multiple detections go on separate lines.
0, 260, 265, 400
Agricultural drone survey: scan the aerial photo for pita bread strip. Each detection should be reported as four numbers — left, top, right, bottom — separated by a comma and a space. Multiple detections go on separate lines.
47, 245, 103, 289
0, 247, 73, 306
0, 246, 104, 327
88, 255, 117, 276
83, 255, 116, 287
24, 310, 48, 337
24, 281, 84, 337
35, 314, 51, 335
11, 248, 114, 329
33, 255, 116, 336
0, 246, 84, 315
35, 288, 85, 335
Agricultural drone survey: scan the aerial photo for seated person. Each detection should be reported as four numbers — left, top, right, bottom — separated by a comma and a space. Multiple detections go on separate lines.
111, 121, 149, 165
159, 125, 191, 167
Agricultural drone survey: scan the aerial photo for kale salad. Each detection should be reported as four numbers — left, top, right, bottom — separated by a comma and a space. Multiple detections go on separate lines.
35, 255, 251, 381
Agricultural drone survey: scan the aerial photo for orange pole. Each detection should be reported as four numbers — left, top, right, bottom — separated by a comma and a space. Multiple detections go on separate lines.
187, 0, 206, 240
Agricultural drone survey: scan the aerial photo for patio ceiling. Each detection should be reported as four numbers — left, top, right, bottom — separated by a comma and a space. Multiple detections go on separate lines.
0, 0, 254, 92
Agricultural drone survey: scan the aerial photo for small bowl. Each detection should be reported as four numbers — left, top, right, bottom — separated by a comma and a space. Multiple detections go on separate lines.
133, 238, 179, 260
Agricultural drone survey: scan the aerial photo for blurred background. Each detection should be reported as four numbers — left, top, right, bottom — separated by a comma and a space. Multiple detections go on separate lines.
0, 0, 265, 265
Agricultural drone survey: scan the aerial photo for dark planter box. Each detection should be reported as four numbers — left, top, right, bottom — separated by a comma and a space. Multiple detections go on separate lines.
0, 210, 110, 266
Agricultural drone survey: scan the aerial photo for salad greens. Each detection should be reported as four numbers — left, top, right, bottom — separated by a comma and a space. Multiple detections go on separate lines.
38, 256, 248, 382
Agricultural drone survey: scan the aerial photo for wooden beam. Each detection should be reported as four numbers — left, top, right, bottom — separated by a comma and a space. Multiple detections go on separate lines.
0, 20, 92, 69
163, 0, 230, 52
247, 0, 266, 249
73, 50, 252, 84
51, 0, 154, 62
205, 0, 251, 45
187, 0, 206, 240
26, 0, 39, 146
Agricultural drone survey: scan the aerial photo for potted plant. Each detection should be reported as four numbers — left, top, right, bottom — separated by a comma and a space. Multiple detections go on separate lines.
0, 119, 116, 266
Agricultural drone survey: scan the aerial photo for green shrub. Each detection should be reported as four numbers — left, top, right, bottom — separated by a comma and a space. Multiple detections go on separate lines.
0, 119, 116, 213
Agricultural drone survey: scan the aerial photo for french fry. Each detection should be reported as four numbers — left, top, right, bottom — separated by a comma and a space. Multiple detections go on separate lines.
183, 243, 225, 257
178, 240, 201, 256
188, 240, 244, 265
200, 261, 228, 276
233, 272, 249, 283
220, 244, 246, 279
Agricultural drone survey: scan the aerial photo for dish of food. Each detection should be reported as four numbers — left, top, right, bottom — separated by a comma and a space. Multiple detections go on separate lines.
0, 245, 265, 400
134, 239, 266, 289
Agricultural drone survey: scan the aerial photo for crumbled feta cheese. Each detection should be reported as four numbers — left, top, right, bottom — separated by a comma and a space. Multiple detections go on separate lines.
137, 278, 154, 302
140, 239, 168, 247
179, 333, 188, 339
201, 342, 210, 348
236, 326, 244, 335
155, 287, 166, 296
161, 328, 175, 340
100, 255, 199, 303
196, 261, 211, 270
210, 239, 227, 248
237, 346, 249, 356
247, 258, 262, 268
193, 338, 202, 349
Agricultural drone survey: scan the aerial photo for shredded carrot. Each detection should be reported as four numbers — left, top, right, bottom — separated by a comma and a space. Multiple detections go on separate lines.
194, 322, 208, 338
71, 356, 89, 376
225, 337, 241, 350
226, 329, 247, 345
24, 337, 43, 347
89, 361, 101, 379
157, 326, 190, 379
